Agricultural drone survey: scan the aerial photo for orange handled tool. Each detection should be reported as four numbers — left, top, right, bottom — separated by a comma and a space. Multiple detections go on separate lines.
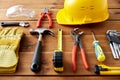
72, 45, 77, 72
36, 8, 52, 28
71, 28, 89, 72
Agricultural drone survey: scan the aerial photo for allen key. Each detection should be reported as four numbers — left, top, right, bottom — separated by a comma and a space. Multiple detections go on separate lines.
106, 30, 120, 59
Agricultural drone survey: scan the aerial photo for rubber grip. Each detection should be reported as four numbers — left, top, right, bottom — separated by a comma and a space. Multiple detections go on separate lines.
46, 12, 52, 28
1, 22, 19, 26
31, 40, 42, 72
72, 45, 77, 72
81, 48, 89, 70
36, 13, 44, 28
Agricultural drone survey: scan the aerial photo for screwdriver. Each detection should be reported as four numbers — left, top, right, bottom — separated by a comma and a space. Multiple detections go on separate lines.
53, 29, 63, 72
91, 31, 105, 62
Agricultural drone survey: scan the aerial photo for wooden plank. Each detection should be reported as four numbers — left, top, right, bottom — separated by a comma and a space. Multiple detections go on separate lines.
108, 0, 120, 8
0, 0, 120, 9
0, 76, 120, 80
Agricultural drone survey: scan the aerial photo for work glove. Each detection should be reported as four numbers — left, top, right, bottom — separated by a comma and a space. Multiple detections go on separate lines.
0, 28, 23, 73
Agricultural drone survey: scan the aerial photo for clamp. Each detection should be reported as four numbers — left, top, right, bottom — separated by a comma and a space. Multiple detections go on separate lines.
70, 28, 89, 72
36, 8, 52, 28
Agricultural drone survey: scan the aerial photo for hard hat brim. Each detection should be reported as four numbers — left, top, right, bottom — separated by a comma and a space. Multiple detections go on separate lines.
56, 9, 109, 25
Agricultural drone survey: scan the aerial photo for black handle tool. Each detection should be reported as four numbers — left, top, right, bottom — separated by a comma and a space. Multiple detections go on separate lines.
0, 22, 29, 28
30, 28, 54, 72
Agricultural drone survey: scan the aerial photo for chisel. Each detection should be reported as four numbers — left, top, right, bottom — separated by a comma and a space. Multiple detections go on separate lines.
53, 29, 63, 72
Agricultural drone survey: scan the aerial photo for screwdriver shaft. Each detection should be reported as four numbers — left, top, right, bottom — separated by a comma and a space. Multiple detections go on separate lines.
91, 31, 96, 41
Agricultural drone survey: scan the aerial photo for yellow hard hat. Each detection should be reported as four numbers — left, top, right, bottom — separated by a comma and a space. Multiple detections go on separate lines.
56, 0, 109, 25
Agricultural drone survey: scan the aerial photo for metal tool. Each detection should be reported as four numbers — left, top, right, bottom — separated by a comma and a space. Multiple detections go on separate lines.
106, 30, 120, 59
36, 8, 52, 28
53, 29, 63, 72
71, 28, 89, 72
30, 28, 54, 72
91, 31, 105, 62
94, 64, 120, 75
0, 22, 29, 28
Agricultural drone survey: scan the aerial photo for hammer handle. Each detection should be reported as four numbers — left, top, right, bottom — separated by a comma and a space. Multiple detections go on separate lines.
31, 40, 42, 72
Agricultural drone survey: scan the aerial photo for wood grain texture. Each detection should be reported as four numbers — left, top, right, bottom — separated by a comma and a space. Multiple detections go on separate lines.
0, 0, 120, 79
0, 76, 120, 80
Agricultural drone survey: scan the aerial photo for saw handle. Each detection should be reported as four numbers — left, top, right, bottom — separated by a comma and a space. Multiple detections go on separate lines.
31, 40, 42, 72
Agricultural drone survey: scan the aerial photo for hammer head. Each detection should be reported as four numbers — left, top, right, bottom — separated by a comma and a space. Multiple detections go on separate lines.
30, 28, 54, 36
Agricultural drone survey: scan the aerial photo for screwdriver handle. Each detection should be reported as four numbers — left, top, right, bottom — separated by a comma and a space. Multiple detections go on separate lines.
80, 48, 89, 70
72, 45, 77, 72
93, 41, 105, 62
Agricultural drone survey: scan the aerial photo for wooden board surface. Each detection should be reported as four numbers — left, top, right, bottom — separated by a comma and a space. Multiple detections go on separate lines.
0, 0, 120, 80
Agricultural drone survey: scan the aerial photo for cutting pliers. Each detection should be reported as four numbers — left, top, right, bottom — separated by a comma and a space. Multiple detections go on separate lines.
71, 28, 89, 72
36, 8, 52, 28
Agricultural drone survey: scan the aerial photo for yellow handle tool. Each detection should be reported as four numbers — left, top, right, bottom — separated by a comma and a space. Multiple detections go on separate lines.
94, 64, 120, 75
92, 32, 105, 62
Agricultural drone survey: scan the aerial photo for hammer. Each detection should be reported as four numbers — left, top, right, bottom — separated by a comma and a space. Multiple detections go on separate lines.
30, 28, 54, 72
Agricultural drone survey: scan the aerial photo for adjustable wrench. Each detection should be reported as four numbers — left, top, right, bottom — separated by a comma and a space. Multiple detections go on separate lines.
0, 22, 29, 28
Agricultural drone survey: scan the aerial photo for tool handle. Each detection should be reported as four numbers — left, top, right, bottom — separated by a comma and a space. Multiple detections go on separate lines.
36, 13, 44, 28
31, 40, 42, 72
1, 22, 19, 26
46, 12, 52, 28
53, 51, 63, 72
80, 48, 89, 70
94, 64, 120, 75
72, 45, 77, 72
93, 41, 105, 62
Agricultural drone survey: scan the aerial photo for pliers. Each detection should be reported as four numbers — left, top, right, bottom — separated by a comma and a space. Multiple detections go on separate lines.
71, 28, 89, 72
36, 8, 52, 28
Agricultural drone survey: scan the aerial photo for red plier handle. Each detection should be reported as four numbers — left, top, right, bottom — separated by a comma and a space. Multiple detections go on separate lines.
36, 10, 52, 28
72, 46, 89, 72
72, 45, 77, 72
80, 48, 89, 70
46, 12, 52, 28
36, 13, 44, 28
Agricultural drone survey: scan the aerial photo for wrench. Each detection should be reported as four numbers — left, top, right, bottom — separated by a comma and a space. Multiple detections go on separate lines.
0, 22, 29, 28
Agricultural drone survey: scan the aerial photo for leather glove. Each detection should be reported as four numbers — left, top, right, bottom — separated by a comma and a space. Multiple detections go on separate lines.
0, 28, 23, 73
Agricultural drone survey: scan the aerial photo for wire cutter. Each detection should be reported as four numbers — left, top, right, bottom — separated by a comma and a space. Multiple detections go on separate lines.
71, 28, 89, 72
36, 8, 52, 28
